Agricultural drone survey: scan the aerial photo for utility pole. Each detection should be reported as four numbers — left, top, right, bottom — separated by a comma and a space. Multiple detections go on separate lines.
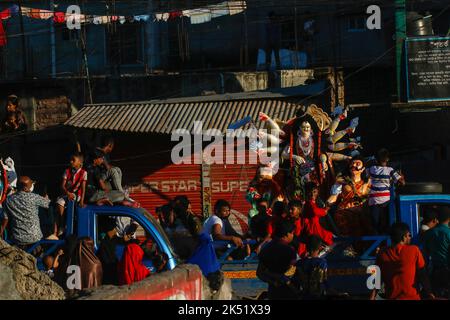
18, 0, 28, 78
330, 3, 339, 109
244, 11, 249, 68
294, 6, 299, 69
81, 34, 93, 104
80, 0, 93, 104
50, 0, 56, 77
395, 0, 406, 101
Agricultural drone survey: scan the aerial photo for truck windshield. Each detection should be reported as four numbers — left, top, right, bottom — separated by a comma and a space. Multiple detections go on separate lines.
136, 208, 178, 259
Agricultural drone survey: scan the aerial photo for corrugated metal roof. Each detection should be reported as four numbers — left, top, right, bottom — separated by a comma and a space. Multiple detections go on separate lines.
65, 97, 303, 134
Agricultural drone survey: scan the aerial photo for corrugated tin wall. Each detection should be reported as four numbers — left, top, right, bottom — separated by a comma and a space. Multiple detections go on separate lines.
114, 135, 260, 219
210, 163, 257, 216
128, 162, 202, 216
127, 161, 258, 218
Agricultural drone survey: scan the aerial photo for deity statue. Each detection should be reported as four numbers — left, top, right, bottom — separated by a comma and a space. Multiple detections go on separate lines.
248, 104, 363, 202
326, 156, 373, 237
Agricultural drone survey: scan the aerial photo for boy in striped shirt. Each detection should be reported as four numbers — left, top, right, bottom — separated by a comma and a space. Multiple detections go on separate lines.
54, 152, 87, 236
366, 149, 405, 234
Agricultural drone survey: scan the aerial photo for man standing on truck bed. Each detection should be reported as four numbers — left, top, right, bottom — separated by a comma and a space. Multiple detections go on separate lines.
257, 219, 299, 299
366, 149, 405, 234
370, 222, 434, 300
0, 176, 50, 253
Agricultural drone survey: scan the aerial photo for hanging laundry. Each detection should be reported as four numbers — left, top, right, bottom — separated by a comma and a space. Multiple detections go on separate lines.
134, 15, 150, 22
93, 16, 102, 25
119, 16, 126, 24
101, 16, 109, 24
190, 9, 212, 24
80, 14, 87, 24
84, 15, 94, 24
111, 16, 119, 22
30, 8, 41, 19
181, 10, 192, 18
53, 11, 65, 24
127, 16, 135, 23
210, 2, 230, 19
67, 13, 87, 24
169, 12, 182, 20
228, 1, 247, 15
39, 10, 54, 20
162, 13, 170, 21
9, 5, 19, 15
20, 7, 32, 17
154, 13, 163, 21
0, 8, 11, 20
0, 20, 6, 47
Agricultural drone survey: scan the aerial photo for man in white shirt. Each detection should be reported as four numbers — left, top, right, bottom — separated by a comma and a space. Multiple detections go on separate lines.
202, 199, 243, 248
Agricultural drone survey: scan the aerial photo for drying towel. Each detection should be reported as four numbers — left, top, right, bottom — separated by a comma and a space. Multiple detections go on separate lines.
93, 16, 102, 25
53, 11, 65, 24
0, 8, 11, 20
20, 7, 32, 17
0, 21, 6, 47
30, 8, 41, 19
210, 2, 230, 19
39, 10, 54, 20
169, 11, 182, 20
134, 15, 150, 22
101, 16, 109, 24
190, 9, 212, 24
228, 1, 246, 15
181, 10, 192, 18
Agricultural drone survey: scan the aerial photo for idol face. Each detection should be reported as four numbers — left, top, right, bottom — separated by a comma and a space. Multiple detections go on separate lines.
350, 159, 364, 172
300, 121, 311, 136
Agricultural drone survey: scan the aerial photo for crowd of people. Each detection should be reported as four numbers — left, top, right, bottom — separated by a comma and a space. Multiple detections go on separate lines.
0, 142, 447, 300
0, 96, 448, 300
242, 147, 449, 300
0, 134, 165, 294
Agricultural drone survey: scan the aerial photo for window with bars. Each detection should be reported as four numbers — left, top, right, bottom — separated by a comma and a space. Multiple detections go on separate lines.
107, 23, 143, 65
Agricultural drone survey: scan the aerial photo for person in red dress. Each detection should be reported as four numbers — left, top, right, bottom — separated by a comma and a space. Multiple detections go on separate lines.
287, 200, 307, 257
302, 182, 334, 247
118, 243, 151, 285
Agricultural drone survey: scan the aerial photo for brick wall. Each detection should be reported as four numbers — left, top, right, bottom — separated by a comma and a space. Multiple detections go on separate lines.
35, 96, 73, 130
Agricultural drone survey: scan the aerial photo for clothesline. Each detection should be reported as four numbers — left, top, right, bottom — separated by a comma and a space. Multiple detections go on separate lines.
0, 1, 246, 47
0, 1, 247, 25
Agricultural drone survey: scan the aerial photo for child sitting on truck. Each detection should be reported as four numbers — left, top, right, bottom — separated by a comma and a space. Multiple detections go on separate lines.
55, 153, 87, 236
85, 150, 136, 207
42, 248, 63, 279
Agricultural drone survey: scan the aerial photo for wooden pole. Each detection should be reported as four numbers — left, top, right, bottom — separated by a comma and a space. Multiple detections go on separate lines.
18, 0, 28, 78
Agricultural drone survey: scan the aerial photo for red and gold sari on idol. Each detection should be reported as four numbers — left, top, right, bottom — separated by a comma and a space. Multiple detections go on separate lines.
333, 178, 373, 237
